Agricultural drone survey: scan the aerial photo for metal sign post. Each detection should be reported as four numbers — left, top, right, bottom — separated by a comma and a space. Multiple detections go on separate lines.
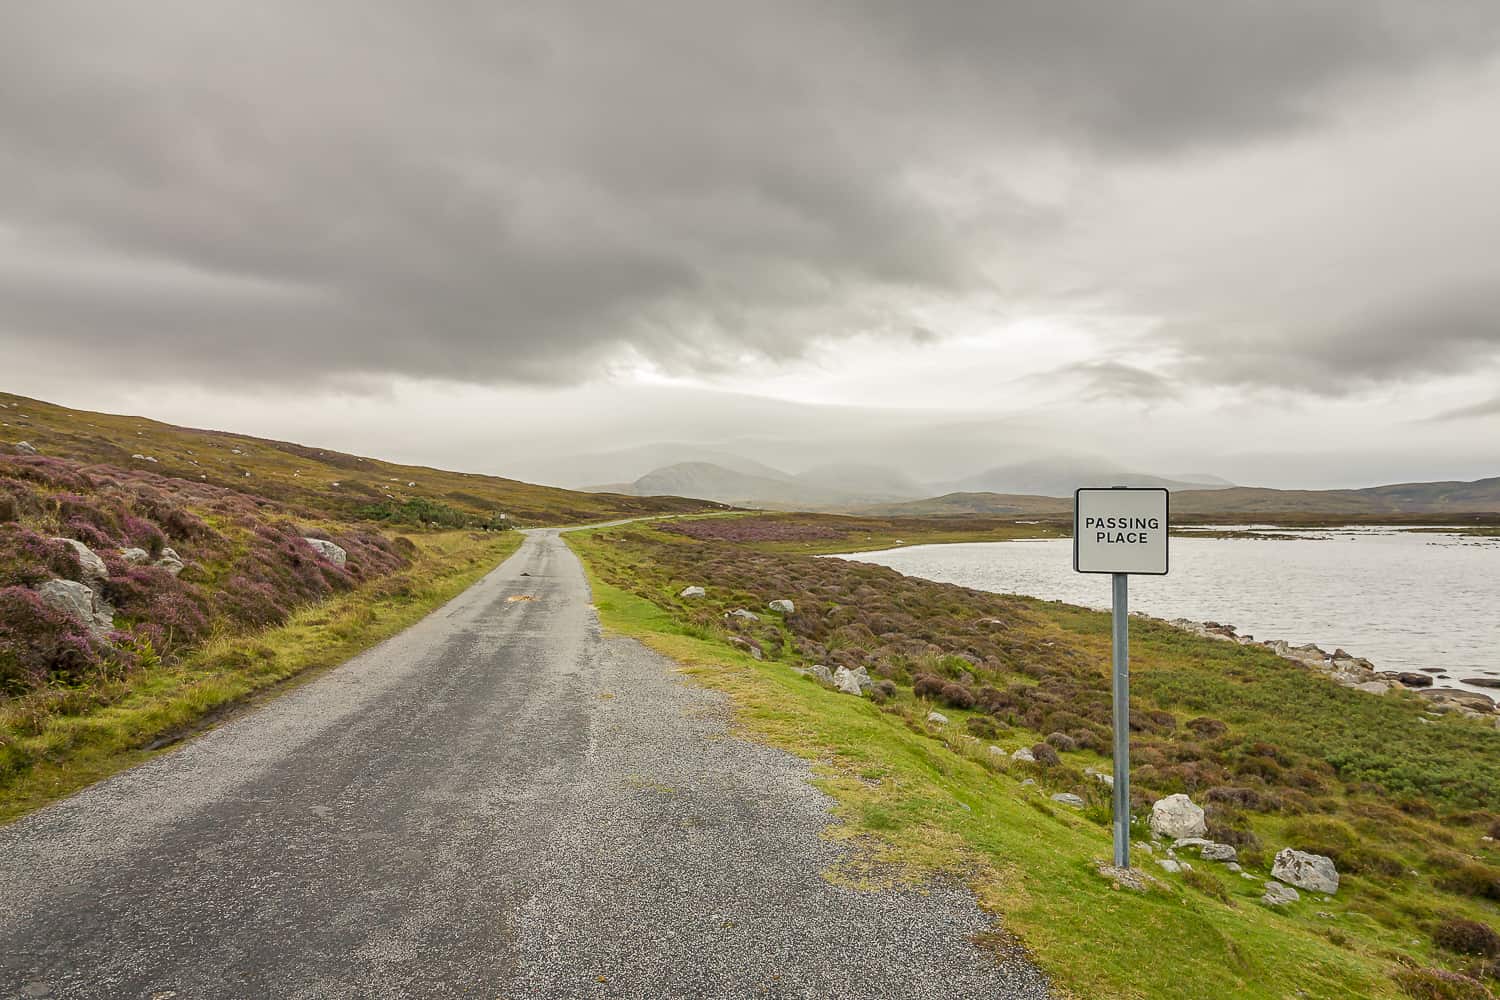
1110, 572, 1130, 868
1074, 487, 1170, 870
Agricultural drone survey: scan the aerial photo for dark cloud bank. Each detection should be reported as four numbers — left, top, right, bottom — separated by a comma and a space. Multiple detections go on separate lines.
2, 1, 1499, 390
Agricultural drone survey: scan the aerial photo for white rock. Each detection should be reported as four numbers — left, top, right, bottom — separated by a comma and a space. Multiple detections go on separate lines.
1226, 862, 1243, 873
155, 546, 185, 576
52, 538, 108, 582
1149, 794, 1207, 839
1158, 859, 1182, 873
809, 664, 834, 684
1086, 768, 1114, 787
1051, 793, 1085, 808
1271, 848, 1339, 894
833, 667, 864, 697
926, 711, 949, 725
1011, 747, 1036, 763
727, 637, 762, 660
1201, 843, 1238, 863
1019, 778, 1037, 787
1261, 881, 1301, 906
767, 599, 795, 613
849, 665, 874, 693
678, 586, 706, 598
726, 608, 760, 622
36, 578, 114, 637
120, 547, 151, 565
987, 746, 1007, 761
1173, 837, 1213, 850
15, 441, 37, 454
303, 537, 347, 566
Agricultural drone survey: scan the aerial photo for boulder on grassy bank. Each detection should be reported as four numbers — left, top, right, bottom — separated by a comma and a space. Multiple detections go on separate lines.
1149, 794, 1206, 839
768, 599, 794, 613
1271, 848, 1339, 894
1261, 881, 1300, 906
36, 578, 115, 638
833, 666, 863, 696
15, 441, 38, 454
302, 537, 347, 566
678, 585, 705, 598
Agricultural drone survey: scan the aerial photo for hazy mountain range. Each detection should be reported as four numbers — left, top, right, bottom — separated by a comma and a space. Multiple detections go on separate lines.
589, 454, 1235, 509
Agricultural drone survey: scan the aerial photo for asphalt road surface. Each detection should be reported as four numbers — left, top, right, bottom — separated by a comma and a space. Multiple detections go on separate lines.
0, 529, 1047, 999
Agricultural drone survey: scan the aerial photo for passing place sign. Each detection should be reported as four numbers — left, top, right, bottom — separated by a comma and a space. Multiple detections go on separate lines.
1073, 488, 1169, 575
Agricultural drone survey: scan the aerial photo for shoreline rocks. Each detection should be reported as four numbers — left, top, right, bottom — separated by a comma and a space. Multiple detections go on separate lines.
1166, 618, 1497, 716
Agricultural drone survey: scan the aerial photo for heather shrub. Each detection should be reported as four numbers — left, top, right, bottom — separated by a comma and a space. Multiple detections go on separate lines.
912, 673, 946, 699
1434, 919, 1500, 958
1030, 743, 1061, 767
1436, 859, 1500, 902
1187, 716, 1229, 738
0, 526, 83, 586
966, 716, 1000, 740
1045, 731, 1077, 752
0, 585, 107, 693
938, 682, 976, 710
1391, 966, 1494, 1000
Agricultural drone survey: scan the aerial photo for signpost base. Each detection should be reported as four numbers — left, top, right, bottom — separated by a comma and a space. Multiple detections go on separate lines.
1111, 572, 1131, 869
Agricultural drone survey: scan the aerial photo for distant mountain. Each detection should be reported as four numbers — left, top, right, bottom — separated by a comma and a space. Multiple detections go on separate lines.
627, 462, 843, 509
792, 463, 924, 500
950, 457, 1235, 498
613, 461, 922, 509
861, 476, 1500, 518
608, 456, 1240, 510
539, 443, 792, 490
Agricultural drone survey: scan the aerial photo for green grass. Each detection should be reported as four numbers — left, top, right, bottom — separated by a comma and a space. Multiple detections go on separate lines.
0, 530, 520, 824
569, 525, 1500, 999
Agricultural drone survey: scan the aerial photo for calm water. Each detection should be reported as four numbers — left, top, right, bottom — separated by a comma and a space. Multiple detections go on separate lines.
836, 528, 1500, 697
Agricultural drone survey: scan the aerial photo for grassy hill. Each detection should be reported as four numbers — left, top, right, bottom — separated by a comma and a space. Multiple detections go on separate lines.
0, 391, 716, 526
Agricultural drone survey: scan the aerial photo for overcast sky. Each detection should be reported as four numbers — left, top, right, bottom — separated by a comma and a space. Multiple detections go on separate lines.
4, 1, 1500, 489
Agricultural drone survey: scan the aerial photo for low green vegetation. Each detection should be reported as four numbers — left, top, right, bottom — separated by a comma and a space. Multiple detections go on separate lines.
569, 520, 1500, 999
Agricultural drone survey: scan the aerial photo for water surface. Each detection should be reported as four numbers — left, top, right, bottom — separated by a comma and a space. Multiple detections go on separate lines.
836, 527, 1500, 698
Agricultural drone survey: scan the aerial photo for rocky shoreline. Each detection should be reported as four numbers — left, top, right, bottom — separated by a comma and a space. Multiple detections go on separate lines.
1164, 618, 1500, 721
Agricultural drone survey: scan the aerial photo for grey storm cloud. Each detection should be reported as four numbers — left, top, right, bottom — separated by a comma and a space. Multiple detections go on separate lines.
2, 1, 1499, 386
1169, 279, 1500, 392
1045, 362, 1180, 403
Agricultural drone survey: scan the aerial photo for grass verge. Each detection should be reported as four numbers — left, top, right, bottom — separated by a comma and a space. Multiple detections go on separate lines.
0, 529, 520, 824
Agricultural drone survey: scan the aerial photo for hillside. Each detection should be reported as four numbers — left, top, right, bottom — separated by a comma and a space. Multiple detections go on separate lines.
0, 392, 716, 526
950, 457, 1235, 497
0, 390, 715, 818
863, 478, 1500, 519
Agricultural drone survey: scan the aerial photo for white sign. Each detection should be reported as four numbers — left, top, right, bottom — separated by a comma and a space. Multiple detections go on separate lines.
1073, 488, 1169, 575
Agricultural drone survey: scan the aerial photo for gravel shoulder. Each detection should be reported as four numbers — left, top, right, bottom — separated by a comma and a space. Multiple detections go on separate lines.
0, 529, 1046, 999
